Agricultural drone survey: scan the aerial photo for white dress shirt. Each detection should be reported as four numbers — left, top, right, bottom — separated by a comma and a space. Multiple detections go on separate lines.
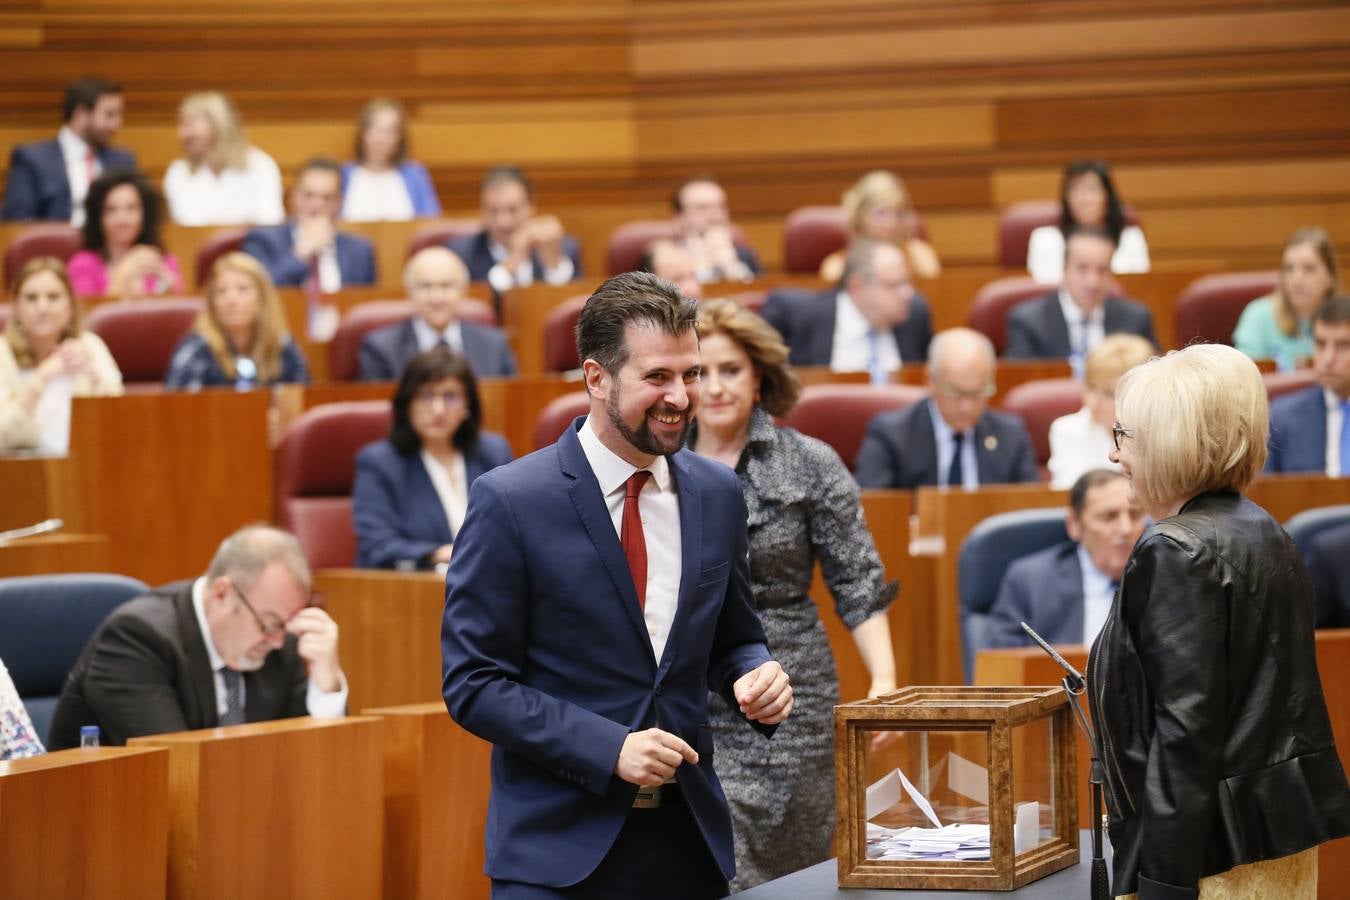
578, 416, 682, 663
486, 239, 576, 294
1047, 407, 1120, 489
420, 449, 468, 537
928, 401, 979, 489
1326, 389, 1346, 477
341, 167, 414, 222
1027, 224, 1151, 285
57, 126, 96, 227
190, 577, 347, 719
1078, 545, 1116, 646
164, 147, 285, 226
830, 291, 902, 374
411, 316, 464, 355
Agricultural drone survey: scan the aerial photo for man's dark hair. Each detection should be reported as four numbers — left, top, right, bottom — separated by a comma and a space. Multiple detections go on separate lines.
577, 271, 698, 373
481, 165, 532, 200
63, 77, 121, 123
1314, 294, 1350, 327
296, 157, 343, 181
1063, 223, 1119, 261
389, 347, 483, 455
81, 169, 164, 257
1059, 159, 1126, 243
670, 175, 719, 213
1069, 468, 1126, 518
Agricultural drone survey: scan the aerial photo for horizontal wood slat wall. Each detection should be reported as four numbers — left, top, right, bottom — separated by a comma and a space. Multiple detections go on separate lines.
1, 0, 1347, 271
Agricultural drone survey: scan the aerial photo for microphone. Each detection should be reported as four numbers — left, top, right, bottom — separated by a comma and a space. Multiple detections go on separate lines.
0, 517, 64, 543
1020, 621, 1085, 692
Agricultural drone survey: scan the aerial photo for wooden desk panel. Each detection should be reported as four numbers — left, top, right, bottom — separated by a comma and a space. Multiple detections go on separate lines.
363, 703, 491, 900
130, 716, 384, 900
0, 455, 84, 532
0, 746, 169, 900
1248, 474, 1350, 524
68, 391, 273, 585
0, 533, 109, 576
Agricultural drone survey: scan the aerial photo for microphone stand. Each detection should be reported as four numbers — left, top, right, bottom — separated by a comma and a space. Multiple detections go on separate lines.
1020, 621, 1109, 900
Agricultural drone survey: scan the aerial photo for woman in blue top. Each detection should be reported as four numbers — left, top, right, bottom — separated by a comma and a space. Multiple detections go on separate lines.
164, 252, 309, 389
353, 346, 511, 569
340, 98, 441, 222
1233, 227, 1340, 371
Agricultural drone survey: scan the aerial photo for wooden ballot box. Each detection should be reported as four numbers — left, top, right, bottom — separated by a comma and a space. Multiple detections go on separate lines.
130, 716, 384, 900
364, 702, 492, 900
0, 746, 169, 900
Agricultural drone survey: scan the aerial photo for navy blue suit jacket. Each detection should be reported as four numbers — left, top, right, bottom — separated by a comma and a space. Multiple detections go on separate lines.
446, 229, 583, 284
854, 398, 1040, 490
441, 419, 774, 887
1267, 386, 1330, 475
352, 435, 512, 569
242, 224, 377, 288
357, 317, 517, 381
3, 140, 137, 221
1004, 291, 1156, 359
1306, 522, 1350, 628
760, 287, 934, 368
985, 542, 1085, 648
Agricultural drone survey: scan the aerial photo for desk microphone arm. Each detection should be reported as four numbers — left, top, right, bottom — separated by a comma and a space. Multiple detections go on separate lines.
1020, 622, 1109, 900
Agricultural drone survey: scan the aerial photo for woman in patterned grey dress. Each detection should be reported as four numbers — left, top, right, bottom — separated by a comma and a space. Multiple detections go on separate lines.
690, 299, 898, 890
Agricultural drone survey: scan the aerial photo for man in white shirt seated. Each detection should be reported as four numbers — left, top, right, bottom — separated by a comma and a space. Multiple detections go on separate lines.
984, 469, 1146, 649
670, 176, 762, 284
48, 525, 347, 748
359, 247, 517, 381
447, 165, 583, 295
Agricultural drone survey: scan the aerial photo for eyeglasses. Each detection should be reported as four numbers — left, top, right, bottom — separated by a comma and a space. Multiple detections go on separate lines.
1111, 421, 1134, 452
412, 390, 466, 408
933, 382, 996, 402
231, 581, 289, 638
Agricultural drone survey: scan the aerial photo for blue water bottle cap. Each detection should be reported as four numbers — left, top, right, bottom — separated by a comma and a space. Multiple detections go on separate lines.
80, 725, 99, 737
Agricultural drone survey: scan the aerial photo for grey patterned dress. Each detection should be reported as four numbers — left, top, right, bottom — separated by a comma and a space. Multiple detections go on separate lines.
697, 407, 897, 891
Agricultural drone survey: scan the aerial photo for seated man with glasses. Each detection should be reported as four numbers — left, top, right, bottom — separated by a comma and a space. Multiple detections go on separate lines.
855, 327, 1040, 489
48, 525, 346, 748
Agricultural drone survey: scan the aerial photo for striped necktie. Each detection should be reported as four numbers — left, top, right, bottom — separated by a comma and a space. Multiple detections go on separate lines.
219, 668, 245, 726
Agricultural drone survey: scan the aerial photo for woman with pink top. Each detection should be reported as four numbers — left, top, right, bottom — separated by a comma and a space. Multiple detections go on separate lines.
66, 170, 183, 298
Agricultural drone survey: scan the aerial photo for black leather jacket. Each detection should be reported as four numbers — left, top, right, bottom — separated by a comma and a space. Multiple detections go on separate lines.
1088, 490, 1350, 899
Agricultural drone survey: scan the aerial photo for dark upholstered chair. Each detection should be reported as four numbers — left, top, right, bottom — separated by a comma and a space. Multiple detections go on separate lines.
966, 276, 1047, 356
604, 220, 754, 276
0, 303, 9, 331
193, 228, 249, 287
958, 508, 1069, 681
541, 295, 589, 373
1173, 271, 1279, 347
1285, 505, 1350, 553
1000, 378, 1084, 473
327, 298, 499, 381
781, 383, 928, 470
274, 401, 392, 568
782, 205, 931, 274
405, 218, 485, 261
0, 573, 148, 743
1263, 368, 1318, 401
3, 223, 82, 286
532, 392, 590, 450
84, 298, 204, 384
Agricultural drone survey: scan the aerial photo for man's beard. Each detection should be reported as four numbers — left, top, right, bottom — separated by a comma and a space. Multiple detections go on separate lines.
606, 387, 690, 457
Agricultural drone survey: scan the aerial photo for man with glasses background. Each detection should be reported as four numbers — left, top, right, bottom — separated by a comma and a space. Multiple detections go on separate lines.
854, 327, 1039, 489
48, 525, 346, 748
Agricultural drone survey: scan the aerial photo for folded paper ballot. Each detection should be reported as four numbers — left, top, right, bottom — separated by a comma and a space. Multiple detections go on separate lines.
866, 822, 991, 861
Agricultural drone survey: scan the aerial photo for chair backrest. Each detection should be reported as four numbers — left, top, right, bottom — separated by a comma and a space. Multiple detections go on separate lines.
997, 200, 1141, 268
327, 298, 499, 381
1173, 271, 1279, 348
1284, 504, 1350, 552
542, 294, 589, 372
1263, 368, 1318, 401
193, 228, 249, 287
532, 392, 590, 450
957, 507, 1069, 681
967, 276, 1047, 355
84, 297, 204, 383
604, 219, 753, 276
782, 383, 928, 469
781, 205, 932, 274
1000, 378, 1084, 470
0, 572, 149, 743
405, 218, 484, 261
3, 223, 83, 286
275, 401, 392, 568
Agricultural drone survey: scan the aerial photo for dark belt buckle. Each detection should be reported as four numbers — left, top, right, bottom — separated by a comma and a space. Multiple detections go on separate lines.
632, 784, 662, 809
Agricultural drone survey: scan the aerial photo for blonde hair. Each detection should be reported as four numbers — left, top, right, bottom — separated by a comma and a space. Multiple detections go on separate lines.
180, 91, 250, 172
1273, 227, 1341, 337
694, 298, 801, 416
1114, 343, 1268, 510
843, 170, 912, 238
1084, 333, 1155, 392
5, 257, 82, 368
197, 252, 291, 382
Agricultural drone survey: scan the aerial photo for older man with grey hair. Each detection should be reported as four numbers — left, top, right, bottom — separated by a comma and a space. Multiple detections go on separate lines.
48, 525, 347, 748
854, 327, 1040, 489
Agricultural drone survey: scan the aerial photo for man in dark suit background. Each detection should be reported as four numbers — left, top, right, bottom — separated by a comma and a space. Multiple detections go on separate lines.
359, 247, 516, 381
671, 176, 761, 284
761, 238, 933, 381
441, 272, 792, 898
447, 165, 583, 295
855, 327, 1039, 489
1004, 226, 1156, 361
1267, 294, 1350, 475
243, 157, 377, 291
48, 526, 346, 749
1305, 521, 1350, 628
3, 77, 136, 224
984, 469, 1145, 648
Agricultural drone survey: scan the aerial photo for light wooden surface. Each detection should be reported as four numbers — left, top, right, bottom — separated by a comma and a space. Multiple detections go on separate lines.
0, 532, 109, 576
0, 455, 83, 532
363, 702, 491, 900
129, 716, 384, 900
0, 746, 169, 900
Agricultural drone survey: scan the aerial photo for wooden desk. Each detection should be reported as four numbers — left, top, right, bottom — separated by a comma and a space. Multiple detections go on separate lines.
130, 716, 384, 900
1247, 474, 1350, 523
68, 391, 273, 584
0, 454, 82, 531
316, 569, 445, 714
363, 703, 491, 900
0, 533, 109, 576
975, 630, 1350, 898
0, 746, 169, 900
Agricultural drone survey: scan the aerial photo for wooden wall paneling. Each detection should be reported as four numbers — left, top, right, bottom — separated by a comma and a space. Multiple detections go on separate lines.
0, 455, 84, 532
0, 533, 109, 576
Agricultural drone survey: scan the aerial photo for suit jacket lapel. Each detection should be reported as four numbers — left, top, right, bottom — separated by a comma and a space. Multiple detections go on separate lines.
810, 292, 837, 366
175, 585, 219, 729
397, 320, 420, 371
1058, 547, 1086, 645
912, 400, 940, 486
408, 454, 454, 545
657, 452, 701, 676
460, 324, 489, 375
1044, 298, 1073, 357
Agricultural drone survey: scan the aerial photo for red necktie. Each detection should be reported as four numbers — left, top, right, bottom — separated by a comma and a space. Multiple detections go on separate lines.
621, 471, 652, 610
